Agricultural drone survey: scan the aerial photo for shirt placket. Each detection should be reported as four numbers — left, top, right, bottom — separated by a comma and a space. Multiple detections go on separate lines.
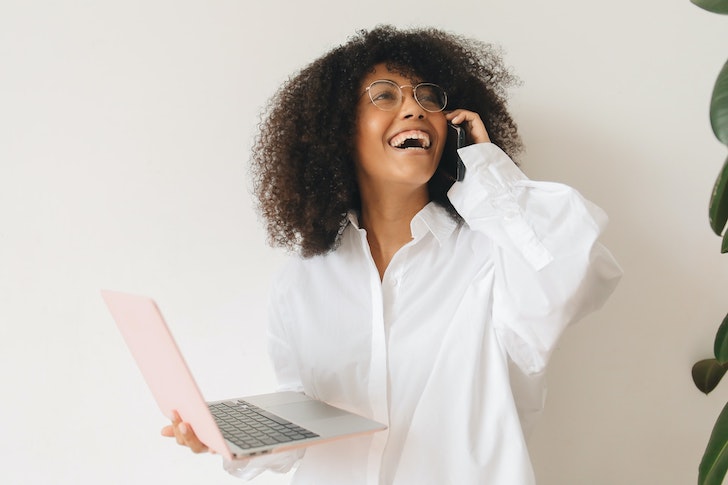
379, 246, 408, 484
355, 229, 390, 485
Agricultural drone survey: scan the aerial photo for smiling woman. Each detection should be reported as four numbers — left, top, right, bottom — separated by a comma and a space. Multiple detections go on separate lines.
160, 24, 622, 484
353, 65, 449, 212
249, 26, 523, 258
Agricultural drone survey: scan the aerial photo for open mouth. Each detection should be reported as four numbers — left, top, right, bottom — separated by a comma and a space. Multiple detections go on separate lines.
389, 130, 431, 150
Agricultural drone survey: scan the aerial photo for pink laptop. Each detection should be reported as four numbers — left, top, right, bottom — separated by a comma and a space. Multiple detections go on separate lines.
101, 289, 386, 460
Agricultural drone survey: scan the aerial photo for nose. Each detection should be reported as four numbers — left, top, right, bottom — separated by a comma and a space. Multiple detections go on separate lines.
399, 86, 425, 119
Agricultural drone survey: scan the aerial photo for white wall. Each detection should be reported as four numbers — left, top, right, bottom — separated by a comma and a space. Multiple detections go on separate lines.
2, 1, 727, 484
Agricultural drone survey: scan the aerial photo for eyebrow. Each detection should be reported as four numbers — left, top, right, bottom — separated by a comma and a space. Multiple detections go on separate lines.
367, 78, 425, 87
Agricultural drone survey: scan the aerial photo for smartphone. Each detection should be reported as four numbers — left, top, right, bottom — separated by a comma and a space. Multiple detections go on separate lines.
449, 123, 467, 181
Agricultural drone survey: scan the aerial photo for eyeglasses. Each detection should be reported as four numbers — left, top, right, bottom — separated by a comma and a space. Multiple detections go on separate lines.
363, 80, 448, 113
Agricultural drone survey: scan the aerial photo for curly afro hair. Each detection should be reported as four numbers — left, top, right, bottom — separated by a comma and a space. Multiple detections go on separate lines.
251, 25, 522, 257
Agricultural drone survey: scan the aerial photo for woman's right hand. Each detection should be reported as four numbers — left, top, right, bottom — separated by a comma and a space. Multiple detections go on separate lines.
445, 109, 490, 145
160, 410, 210, 454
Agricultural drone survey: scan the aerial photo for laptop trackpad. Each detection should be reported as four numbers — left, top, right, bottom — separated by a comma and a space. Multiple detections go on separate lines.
272, 400, 349, 423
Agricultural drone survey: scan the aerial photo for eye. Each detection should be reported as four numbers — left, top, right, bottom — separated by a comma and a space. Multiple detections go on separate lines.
418, 93, 438, 104
416, 88, 440, 103
372, 90, 397, 101
367, 82, 401, 110
415, 85, 446, 111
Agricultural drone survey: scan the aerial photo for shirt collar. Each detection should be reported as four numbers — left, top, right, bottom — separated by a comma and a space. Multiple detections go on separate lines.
410, 202, 459, 246
347, 211, 362, 229
346, 202, 459, 247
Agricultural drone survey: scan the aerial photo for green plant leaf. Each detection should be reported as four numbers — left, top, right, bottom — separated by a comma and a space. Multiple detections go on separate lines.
700, 401, 728, 485
711, 60, 728, 145
693, 359, 728, 394
722, 229, 728, 253
709, 155, 728, 236
715, 314, 728, 362
692, 0, 728, 14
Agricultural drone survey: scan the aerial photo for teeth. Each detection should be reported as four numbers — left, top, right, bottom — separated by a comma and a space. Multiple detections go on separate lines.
389, 130, 430, 149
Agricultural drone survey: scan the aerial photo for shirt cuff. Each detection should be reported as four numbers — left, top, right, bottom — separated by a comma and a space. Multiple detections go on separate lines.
448, 143, 554, 271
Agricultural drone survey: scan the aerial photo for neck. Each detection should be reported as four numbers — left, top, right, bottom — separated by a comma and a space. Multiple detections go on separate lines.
358, 184, 429, 280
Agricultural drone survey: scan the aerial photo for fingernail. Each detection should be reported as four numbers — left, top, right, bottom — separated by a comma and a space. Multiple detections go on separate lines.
179, 423, 188, 434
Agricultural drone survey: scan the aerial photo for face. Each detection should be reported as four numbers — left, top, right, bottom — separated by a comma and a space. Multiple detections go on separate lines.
354, 63, 448, 197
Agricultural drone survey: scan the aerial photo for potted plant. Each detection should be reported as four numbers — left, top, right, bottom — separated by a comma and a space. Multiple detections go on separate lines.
689, 1, 728, 484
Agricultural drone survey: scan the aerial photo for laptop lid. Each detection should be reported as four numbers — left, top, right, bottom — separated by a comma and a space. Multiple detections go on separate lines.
101, 289, 232, 457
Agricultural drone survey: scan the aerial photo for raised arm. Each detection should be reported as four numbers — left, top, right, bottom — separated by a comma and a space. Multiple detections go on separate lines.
446, 113, 622, 374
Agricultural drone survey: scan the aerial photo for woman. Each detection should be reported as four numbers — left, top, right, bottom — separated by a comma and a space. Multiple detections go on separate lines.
163, 25, 622, 484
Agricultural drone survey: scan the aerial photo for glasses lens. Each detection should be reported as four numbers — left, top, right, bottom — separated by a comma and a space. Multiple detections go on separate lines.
368, 81, 400, 111
414, 83, 447, 112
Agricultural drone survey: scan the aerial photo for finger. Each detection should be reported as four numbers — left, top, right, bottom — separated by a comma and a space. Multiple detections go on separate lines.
171, 410, 190, 446
170, 412, 186, 446
178, 422, 209, 453
161, 424, 175, 437
173, 423, 185, 446
445, 110, 490, 144
168, 410, 209, 453
452, 114, 486, 135
445, 109, 480, 124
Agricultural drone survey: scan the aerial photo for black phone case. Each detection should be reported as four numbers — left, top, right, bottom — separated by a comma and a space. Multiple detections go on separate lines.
450, 124, 467, 181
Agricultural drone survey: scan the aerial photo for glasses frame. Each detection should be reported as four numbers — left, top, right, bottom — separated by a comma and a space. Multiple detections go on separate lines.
363, 79, 448, 113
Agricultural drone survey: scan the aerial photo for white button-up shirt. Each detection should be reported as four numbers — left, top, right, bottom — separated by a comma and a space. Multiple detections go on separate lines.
227, 143, 622, 484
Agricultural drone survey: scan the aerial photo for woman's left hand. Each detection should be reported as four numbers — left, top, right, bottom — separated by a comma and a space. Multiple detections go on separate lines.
445, 110, 490, 145
161, 410, 211, 454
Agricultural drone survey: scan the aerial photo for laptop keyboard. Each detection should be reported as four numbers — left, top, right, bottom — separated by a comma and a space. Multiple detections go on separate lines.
209, 400, 319, 450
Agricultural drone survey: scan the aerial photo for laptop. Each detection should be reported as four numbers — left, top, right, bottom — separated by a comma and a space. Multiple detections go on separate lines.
101, 289, 386, 461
